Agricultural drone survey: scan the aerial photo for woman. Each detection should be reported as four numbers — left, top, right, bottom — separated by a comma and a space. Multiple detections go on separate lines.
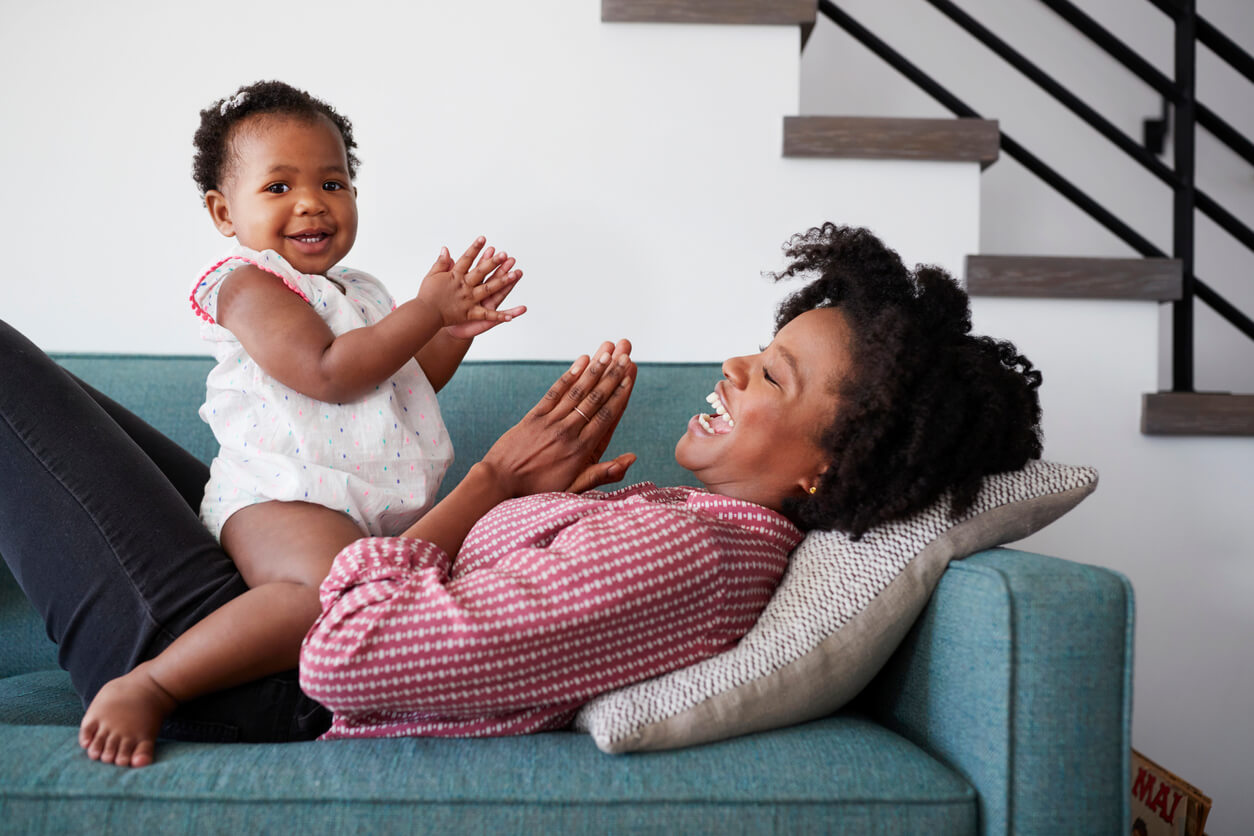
0, 224, 1042, 764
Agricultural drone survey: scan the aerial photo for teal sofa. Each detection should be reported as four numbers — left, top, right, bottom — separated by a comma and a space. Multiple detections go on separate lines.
0, 355, 1133, 835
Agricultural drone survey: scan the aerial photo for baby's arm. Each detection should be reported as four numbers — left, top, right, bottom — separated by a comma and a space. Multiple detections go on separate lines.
215, 238, 515, 403
415, 332, 474, 394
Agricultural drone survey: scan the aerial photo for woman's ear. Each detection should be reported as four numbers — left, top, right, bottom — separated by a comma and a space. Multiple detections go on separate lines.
797, 461, 829, 497
204, 190, 235, 237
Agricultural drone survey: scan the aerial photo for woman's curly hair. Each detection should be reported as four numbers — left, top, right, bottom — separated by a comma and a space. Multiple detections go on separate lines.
191, 80, 359, 199
773, 223, 1043, 538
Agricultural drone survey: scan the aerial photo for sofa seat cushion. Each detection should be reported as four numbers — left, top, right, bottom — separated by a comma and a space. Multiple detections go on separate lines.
0, 670, 82, 726
0, 714, 975, 834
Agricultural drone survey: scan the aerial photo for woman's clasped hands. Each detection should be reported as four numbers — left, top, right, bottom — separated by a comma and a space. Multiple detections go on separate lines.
482, 339, 638, 499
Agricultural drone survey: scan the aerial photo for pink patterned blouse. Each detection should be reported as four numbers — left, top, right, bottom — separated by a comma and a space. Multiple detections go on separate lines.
299, 482, 801, 739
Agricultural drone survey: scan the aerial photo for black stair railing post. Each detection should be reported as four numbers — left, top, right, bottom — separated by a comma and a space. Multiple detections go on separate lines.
1172, 0, 1197, 393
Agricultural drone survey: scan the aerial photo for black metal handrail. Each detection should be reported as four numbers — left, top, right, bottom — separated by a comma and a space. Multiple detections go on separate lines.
924, 0, 1254, 258
1039, 0, 1254, 168
816, 0, 1159, 254
1147, 0, 1254, 84
815, 0, 1254, 393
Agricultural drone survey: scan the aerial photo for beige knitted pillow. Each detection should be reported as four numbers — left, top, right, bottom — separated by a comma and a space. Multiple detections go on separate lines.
574, 459, 1097, 753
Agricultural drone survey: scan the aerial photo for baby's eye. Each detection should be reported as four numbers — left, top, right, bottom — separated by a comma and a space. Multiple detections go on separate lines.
323, 181, 345, 192
266, 183, 289, 194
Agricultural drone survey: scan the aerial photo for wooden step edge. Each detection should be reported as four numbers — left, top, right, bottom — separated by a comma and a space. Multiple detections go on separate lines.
783, 116, 1000, 168
1142, 392, 1254, 436
966, 255, 1183, 301
602, 0, 816, 26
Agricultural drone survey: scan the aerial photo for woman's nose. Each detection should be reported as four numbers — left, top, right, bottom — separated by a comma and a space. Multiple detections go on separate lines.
721, 354, 751, 388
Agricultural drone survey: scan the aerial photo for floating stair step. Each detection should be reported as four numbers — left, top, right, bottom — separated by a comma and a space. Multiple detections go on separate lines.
602, 0, 815, 25
1142, 393, 1254, 436
966, 255, 1182, 301
783, 116, 1000, 167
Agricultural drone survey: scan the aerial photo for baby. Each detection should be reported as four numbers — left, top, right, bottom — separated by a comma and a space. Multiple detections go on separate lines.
79, 80, 524, 767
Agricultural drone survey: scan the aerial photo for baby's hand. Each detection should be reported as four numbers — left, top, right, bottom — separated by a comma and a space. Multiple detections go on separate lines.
417, 237, 524, 332
445, 248, 526, 339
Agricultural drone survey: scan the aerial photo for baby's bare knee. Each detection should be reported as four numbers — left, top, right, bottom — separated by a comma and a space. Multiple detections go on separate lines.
222, 501, 362, 588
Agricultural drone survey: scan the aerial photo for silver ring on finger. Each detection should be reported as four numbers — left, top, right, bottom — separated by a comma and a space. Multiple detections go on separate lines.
573, 406, 592, 423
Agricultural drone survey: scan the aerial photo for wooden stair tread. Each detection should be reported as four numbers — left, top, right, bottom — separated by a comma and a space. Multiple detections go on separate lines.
783, 116, 1000, 166
967, 255, 1182, 301
1142, 393, 1254, 436
602, 0, 815, 25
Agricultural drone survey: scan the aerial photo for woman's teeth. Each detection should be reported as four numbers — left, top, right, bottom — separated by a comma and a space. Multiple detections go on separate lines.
696, 391, 735, 435
705, 392, 735, 427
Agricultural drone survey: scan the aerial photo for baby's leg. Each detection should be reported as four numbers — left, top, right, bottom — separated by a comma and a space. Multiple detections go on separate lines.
221, 501, 368, 588
78, 502, 362, 767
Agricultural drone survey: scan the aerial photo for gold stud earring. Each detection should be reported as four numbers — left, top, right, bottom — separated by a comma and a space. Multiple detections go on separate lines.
808, 485, 817, 495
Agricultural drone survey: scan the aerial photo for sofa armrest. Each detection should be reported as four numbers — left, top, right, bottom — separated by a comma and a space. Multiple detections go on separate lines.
857, 547, 1134, 836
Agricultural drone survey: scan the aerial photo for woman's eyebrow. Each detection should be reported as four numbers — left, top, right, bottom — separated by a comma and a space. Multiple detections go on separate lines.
776, 345, 802, 385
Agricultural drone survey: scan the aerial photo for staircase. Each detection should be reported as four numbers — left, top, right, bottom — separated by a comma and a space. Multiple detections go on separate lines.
602, 0, 1254, 437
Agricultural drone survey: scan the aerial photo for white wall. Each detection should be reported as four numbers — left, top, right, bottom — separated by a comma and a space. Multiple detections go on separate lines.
0, 0, 978, 364
801, 2, 1254, 832
4, 0, 1249, 831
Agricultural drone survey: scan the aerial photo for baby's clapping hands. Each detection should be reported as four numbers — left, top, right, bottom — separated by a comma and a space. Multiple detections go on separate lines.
418, 236, 525, 337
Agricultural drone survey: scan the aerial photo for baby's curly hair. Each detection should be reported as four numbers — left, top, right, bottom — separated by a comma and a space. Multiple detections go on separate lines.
772, 223, 1043, 538
191, 80, 360, 199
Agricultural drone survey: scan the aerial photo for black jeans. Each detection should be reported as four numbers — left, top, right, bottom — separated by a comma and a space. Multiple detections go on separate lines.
0, 320, 329, 742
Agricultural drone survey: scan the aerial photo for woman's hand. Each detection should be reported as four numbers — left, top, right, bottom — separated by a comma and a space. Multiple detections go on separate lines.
400, 339, 637, 556
480, 339, 637, 499
565, 451, 637, 494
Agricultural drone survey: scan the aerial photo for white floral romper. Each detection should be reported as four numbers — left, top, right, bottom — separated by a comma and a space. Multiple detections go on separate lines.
190, 246, 453, 539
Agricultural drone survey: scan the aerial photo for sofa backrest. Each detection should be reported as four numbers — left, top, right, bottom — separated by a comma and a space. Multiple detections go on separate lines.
52, 356, 720, 496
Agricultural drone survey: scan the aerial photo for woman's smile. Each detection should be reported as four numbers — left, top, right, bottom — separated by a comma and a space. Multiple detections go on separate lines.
692, 383, 736, 436
674, 307, 851, 512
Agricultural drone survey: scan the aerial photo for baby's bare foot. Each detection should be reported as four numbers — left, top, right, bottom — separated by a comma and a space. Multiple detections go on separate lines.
79, 667, 177, 768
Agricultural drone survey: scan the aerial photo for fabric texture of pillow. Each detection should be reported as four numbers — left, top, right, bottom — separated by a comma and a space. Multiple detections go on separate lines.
573, 459, 1097, 753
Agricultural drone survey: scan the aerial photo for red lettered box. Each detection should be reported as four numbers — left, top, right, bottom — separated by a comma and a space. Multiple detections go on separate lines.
1131, 749, 1212, 836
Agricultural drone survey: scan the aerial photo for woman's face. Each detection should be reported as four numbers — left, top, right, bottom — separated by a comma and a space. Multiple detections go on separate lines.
675, 307, 852, 512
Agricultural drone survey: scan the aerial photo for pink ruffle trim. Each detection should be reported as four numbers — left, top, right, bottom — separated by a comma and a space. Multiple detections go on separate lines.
189, 253, 313, 325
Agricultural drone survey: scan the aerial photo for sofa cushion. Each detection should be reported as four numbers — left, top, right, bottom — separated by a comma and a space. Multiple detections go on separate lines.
53, 355, 219, 466
0, 670, 82, 726
576, 460, 1097, 753
0, 715, 975, 834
